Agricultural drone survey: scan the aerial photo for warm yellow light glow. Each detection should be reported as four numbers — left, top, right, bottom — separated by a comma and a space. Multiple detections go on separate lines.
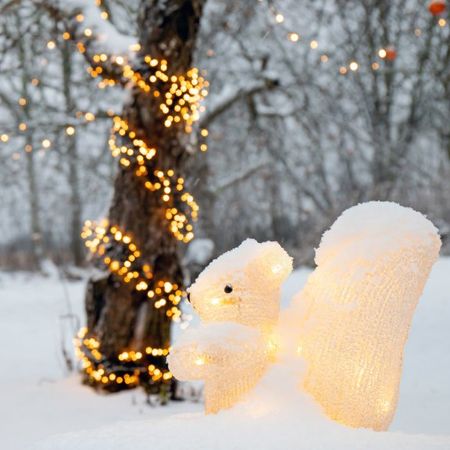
47, 40, 55, 50
310, 40, 318, 49
349, 61, 359, 71
378, 48, 387, 58
129, 43, 141, 52
194, 356, 205, 366
77, 48, 209, 388
288, 32, 299, 42
287, 202, 441, 430
271, 264, 283, 274
42, 139, 51, 148
275, 13, 284, 23
66, 126, 75, 136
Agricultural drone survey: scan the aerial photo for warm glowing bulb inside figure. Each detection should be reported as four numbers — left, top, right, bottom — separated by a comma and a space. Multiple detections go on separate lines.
194, 356, 206, 366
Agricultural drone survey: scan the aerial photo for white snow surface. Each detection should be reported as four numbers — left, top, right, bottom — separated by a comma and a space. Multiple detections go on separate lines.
0, 258, 449, 449
194, 238, 291, 281
316, 201, 441, 265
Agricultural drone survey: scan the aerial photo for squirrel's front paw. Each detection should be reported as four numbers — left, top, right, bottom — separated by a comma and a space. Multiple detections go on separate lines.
168, 322, 266, 381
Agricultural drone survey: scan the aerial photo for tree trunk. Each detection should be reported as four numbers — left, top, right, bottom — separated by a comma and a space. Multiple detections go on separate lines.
81, 0, 206, 396
62, 39, 84, 267
17, 13, 44, 271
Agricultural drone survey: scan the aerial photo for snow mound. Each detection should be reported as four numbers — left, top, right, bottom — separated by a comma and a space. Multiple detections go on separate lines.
316, 201, 440, 266
34, 362, 450, 450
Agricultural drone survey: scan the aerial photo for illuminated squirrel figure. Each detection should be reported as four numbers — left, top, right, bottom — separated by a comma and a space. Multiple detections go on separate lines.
168, 239, 293, 414
169, 202, 441, 431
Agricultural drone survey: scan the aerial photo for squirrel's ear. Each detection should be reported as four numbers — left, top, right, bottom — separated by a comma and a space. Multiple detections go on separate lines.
246, 242, 293, 285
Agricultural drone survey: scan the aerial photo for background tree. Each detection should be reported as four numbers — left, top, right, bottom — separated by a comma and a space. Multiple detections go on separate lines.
191, 0, 450, 262
0, 0, 449, 269
0, 0, 116, 270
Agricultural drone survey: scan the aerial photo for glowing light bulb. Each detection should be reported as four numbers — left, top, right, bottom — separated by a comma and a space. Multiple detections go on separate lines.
195, 356, 205, 366
288, 32, 300, 42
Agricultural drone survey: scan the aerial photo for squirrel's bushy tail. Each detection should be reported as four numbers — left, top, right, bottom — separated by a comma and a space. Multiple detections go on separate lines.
281, 201, 441, 430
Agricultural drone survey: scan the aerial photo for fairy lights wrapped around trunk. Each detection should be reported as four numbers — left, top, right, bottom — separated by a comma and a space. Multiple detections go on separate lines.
77, 52, 208, 389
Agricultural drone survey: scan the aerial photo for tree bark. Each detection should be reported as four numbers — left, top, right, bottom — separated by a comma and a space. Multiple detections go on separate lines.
83, 0, 205, 395
17, 12, 44, 271
62, 39, 84, 267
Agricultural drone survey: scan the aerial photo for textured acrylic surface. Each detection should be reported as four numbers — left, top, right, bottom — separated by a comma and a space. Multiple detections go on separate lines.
169, 239, 293, 413
168, 322, 268, 413
288, 202, 441, 430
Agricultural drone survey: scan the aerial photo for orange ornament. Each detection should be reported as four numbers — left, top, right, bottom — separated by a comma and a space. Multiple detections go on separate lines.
385, 46, 397, 61
428, 0, 446, 16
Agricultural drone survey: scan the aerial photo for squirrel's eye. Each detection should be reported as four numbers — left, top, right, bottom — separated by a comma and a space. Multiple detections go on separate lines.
224, 284, 233, 294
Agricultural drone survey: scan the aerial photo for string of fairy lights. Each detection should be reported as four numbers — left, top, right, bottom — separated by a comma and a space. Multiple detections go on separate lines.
108, 116, 201, 242
81, 219, 184, 317
265, 0, 448, 75
0, 1, 447, 156
74, 327, 173, 386
70, 3, 210, 390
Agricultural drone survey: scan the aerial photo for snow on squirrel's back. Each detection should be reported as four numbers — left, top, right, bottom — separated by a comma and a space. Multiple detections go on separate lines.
316, 201, 440, 266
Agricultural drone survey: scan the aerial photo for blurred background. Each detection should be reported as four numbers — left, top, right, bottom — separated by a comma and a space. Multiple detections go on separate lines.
0, 0, 449, 270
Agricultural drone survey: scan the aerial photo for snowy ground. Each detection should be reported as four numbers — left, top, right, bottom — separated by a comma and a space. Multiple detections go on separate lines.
0, 260, 449, 449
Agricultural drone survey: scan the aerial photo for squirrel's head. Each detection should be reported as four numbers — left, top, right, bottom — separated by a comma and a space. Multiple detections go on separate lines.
187, 239, 293, 329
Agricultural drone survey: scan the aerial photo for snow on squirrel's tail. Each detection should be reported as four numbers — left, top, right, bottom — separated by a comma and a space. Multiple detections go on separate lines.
281, 201, 441, 431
